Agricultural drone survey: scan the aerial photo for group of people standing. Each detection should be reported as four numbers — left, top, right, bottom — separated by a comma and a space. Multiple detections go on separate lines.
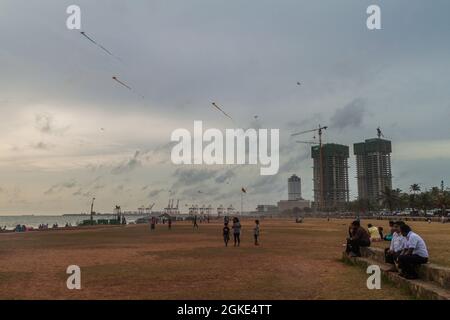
149, 216, 172, 230
222, 217, 260, 247
149, 215, 261, 247
346, 219, 429, 279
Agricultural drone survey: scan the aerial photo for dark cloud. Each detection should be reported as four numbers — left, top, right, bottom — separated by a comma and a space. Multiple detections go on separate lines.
111, 151, 142, 175
249, 174, 284, 194
330, 98, 366, 131
148, 188, 165, 198
172, 168, 217, 187
44, 180, 77, 195
214, 169, 236, 184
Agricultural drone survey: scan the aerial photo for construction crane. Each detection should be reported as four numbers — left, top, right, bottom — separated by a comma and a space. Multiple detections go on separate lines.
291, 125, 328, 211
296, 140, 318, 145
145, 203, 155, 215
377, 127, 384, 139
90, 197, 96, 224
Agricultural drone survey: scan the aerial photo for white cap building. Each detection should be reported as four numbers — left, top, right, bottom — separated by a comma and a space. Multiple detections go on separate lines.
288, 174, 302, 201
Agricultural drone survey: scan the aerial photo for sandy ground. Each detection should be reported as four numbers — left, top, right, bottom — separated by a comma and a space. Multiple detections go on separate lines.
2, 217, 445, 300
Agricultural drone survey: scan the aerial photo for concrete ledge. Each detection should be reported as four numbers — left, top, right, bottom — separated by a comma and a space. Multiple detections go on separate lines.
360, 247, 450, 290
343, 252, 450, 300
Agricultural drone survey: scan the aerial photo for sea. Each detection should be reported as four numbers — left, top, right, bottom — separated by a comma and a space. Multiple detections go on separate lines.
0, 214, 147, 230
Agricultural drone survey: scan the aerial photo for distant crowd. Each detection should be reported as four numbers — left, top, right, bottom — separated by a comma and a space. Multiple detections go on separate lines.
346, 219, 429, 279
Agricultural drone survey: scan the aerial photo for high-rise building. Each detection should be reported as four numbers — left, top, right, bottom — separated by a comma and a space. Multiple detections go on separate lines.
354, 138, 392, 204
288, 174, 302, 200
311, 143, 349, 209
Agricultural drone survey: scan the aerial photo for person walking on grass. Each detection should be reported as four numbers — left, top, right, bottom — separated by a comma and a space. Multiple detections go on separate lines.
232, 217, 241, 247
168, 217, 172, 230
193, 215, 199, 230
150, 216, 156, 231
254, 220, 260, 246
223, 222, 230, 247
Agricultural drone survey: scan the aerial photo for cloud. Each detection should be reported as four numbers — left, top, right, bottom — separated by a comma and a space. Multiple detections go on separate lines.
31, 141, 52, 150
35, 113, 69, 135
148, 188, 165, 198
1, 1, 450, 214
286, 113, 324, 131
172, 167, 217, 186
330, 98, 366, 131
44, 180, 77, 195
111, 151, 142, 175
215, 169, 236, 183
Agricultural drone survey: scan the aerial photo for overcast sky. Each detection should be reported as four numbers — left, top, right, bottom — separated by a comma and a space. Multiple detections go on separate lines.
1, 0, 449, 215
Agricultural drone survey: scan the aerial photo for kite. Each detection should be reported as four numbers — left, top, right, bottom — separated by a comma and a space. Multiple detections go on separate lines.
241, 187, 247, 193
112, 76, 132, 90
112, 76, 145, 99
297, 82, 302, 86
211, 102, 233, 120
80, 31, 122, 62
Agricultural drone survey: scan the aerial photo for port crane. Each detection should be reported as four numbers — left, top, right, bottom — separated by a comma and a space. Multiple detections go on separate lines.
291, 125, 328, 211
89, 197, 96, 224
145, 203, 155, 215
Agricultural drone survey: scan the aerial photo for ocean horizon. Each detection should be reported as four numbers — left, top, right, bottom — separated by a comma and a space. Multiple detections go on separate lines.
0, 214, 148, 230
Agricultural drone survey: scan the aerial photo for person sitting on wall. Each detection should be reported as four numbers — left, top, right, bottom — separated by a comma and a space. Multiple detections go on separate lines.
367, 224, 382, 242
397, 224, 429, 279
346, 220, 371, 257
378, 226, 384, 239
384, 221, 407, 271
383, 221, 395, 241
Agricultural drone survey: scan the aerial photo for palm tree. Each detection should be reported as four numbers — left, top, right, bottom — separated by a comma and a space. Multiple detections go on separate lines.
379, 186, 401, 213
410, 183, 421, 194
409, 184, 421, 211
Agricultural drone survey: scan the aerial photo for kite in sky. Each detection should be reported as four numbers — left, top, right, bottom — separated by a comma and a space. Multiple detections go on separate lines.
80, 31, 122, 62
112, 76, 145, 99
211, 102, 233, 120
112, 76, 132, 90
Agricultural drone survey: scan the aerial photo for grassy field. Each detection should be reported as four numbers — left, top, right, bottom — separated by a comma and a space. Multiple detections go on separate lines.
1, 217, 448, 300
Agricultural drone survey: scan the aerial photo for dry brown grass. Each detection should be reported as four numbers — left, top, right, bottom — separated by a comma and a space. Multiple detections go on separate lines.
1, 217, 441, 300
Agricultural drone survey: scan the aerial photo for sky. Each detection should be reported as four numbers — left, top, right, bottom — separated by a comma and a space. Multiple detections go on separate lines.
0, 0, 450, 215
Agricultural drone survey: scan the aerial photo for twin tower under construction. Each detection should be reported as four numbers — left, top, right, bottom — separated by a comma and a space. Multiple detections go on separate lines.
311, 136, 392, 210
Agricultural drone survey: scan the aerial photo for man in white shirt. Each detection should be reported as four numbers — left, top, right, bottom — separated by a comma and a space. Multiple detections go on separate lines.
384, 221, 407, 269
397, 224, 429, 279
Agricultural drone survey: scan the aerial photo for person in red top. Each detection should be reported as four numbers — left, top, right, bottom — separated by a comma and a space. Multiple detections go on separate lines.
150, 217, 156, 231
346, 220, 371, 257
